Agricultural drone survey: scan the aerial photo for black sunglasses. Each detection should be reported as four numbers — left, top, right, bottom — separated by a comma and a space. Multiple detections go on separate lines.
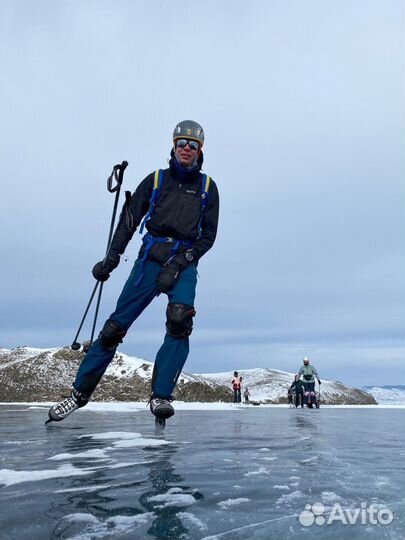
175, 139, 200, 151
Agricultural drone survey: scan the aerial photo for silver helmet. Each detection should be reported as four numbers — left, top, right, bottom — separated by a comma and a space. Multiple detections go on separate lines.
173, 120, 204, 146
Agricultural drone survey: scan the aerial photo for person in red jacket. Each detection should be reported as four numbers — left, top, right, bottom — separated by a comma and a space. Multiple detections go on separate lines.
231, 371, 243, 403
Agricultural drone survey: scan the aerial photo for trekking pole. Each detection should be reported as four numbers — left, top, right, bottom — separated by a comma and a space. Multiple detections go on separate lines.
71, 161, 129, 351
317, 381, 321, 408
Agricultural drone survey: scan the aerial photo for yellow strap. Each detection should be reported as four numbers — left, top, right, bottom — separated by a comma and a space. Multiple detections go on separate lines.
153, 170, 160, 189
204, 175, 211, 192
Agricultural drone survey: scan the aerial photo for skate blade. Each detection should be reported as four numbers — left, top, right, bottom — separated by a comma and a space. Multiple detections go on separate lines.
155, 417, 166, 428
45, 413, 61, 424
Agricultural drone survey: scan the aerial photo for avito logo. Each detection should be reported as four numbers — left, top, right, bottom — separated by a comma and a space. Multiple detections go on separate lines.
299, 502, 393, 526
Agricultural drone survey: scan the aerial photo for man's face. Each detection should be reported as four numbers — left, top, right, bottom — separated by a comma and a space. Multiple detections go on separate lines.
174, 138, 200, 167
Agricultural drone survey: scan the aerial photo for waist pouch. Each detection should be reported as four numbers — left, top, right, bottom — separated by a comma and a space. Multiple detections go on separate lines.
303, 374, 313, 381
139, 242, 177, 265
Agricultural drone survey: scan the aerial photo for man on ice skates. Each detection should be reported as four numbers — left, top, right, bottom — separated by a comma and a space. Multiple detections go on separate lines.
48, 120, 219, 424
297, 357, 321, 407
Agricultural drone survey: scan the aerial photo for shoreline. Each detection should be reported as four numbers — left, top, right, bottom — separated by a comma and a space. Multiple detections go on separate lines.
1, 402, 404, 410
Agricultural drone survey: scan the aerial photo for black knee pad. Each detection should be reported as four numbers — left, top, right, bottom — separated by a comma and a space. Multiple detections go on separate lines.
98, 319, 127, 351
166, 303, 196, 338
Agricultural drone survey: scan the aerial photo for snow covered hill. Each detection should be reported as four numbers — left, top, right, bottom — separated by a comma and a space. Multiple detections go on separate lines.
362, 385, 405, 405
0, 347, 230, 403
200, 367, 376, 405
0, 346, 376, 404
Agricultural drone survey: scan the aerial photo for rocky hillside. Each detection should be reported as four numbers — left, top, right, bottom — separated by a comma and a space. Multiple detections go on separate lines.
0, 347, 232, 403
0, 347, 376, 405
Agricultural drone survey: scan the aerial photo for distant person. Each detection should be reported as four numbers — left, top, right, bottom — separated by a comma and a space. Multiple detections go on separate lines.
289, 375, 304, 408
47, 120, 219, 425
243, 387, 250, 404
297, 357, 321, 407
232, 371, 242, 403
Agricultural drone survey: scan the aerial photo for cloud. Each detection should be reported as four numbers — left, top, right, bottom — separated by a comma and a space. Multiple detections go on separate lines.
1, 0, 404, 387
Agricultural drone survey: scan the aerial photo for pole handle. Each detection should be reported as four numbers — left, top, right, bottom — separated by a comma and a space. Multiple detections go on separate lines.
104, 161, 129, 257
107, 161, 128, 193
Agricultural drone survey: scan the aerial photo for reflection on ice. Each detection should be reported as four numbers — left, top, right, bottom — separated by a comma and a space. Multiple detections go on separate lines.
0, 406, 403, 540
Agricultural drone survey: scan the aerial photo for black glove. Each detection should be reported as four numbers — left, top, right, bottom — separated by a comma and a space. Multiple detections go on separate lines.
156, 250, 193, 293
92, 255, 119, 282
318, 379, 321, 385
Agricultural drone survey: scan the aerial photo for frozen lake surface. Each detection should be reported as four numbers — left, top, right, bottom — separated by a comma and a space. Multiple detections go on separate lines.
0, 404, 404, 540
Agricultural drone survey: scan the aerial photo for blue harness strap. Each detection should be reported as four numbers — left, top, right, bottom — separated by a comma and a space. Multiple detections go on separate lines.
139, 169, 164, 234
134, 170, 211, 287
197, 174, 211, 238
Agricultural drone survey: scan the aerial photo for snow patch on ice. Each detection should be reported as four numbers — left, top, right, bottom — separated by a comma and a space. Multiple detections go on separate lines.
375, 476, 391, 487
321, 491, 342, 503
300, 455, 319, 464
80, 431, 171, 448
0, 464, 94, 486
49, 449, 109, 461
178, 512, 207, 530
113, 438, 170, 448
110, 514, 154, 526
95, 460, 151, 470
4, 440, 38, 445
244, 467, 270, 477
147, 487, 197, 508
47, 432, 169, 463
273, 485, 290, 490
289, 475, 300, 487
28, 406, 49, 410
276, 490, 304, 506
54, 485, 111, 493
64, 511, 155, 540
79, 431, 142, 440
65, 513, 100, 523
217, 497, 250, 509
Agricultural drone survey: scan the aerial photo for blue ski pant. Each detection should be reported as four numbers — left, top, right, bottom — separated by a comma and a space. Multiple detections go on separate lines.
73, 258, 197, 399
